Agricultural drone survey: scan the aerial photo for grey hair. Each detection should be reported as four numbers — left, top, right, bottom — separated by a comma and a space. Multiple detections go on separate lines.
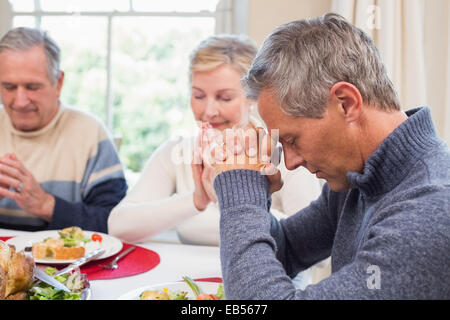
243, 13, 400, 118
0, 27, 61, 84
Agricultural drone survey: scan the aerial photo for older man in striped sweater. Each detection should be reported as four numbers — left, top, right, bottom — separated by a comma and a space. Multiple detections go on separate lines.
0, 27, 127, 232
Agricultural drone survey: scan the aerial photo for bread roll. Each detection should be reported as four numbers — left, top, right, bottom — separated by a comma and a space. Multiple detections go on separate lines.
32, 238, 85, 260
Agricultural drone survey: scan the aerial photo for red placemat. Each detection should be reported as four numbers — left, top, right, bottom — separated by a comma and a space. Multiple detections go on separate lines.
1, 236, 160, 280
79, 243, 160, 280
193, 277, 222, 283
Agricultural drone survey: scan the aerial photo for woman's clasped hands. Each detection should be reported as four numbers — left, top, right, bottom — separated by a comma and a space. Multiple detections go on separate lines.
192, 121, 284, 211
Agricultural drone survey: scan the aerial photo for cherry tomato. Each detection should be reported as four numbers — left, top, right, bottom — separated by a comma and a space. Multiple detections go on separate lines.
91, 233, 102, 242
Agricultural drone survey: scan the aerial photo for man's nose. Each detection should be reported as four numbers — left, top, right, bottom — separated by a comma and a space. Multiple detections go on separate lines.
284, 149, 306, 171
14, 87, 30, 108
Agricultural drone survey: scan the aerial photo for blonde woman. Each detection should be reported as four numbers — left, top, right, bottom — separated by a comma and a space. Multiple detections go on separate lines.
108, 35, 321, 249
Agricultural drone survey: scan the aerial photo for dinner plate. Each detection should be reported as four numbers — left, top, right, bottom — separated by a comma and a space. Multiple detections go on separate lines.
117, 281, 222, 300
6, 230, 123, 264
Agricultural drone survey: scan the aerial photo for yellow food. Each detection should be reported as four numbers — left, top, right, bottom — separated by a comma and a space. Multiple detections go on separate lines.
140, 290, 170, 300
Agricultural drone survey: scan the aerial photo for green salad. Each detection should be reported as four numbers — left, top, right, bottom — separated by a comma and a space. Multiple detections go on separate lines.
58, 226, 91, 247
29, 267, 89, 300
139, 277, 225, 300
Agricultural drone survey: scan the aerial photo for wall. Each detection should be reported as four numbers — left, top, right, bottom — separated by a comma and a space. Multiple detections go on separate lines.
0, 0, 12, 37
423, 0, 450, 141
248, 0, 332, 45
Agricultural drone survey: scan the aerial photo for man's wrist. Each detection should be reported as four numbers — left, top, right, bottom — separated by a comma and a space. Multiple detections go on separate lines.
36, 193, 55, 221
213, 169, 270, 210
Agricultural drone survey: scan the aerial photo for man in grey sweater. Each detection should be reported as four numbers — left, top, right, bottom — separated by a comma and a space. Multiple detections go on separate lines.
206, 14, 450, 299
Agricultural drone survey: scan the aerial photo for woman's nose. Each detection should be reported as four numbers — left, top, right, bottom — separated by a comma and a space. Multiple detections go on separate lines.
203, 99, 220, 119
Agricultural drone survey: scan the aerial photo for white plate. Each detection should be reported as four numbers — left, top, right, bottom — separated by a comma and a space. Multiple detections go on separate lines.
117, 281, 222, 300
6, 230, 123, 264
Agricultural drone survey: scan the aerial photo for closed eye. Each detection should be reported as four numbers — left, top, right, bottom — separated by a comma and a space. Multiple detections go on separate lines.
1, 83, 17, 91
26, 83, 43, 91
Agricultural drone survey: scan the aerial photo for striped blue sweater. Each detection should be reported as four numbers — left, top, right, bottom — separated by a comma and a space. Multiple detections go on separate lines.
0, 105, 127, 232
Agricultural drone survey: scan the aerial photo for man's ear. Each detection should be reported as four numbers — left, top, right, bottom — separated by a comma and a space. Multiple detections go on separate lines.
56, 71, 65, 97
329, 81, 363, 123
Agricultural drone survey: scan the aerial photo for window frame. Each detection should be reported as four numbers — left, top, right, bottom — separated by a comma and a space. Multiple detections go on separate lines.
9, 0, 230, 132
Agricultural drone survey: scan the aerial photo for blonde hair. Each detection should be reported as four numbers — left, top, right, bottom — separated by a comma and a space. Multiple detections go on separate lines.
189, 34, 257, 82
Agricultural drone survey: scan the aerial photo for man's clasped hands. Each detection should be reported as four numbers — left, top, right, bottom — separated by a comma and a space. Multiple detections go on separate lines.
191, 121, 284, 211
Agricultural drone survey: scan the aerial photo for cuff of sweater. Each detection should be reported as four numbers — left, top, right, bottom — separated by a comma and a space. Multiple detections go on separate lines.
213, 169, 270, 211
48, 196, 80, 229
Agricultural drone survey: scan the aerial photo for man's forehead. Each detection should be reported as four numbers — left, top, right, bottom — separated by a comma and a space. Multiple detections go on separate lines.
0, 45, 48, 68
0, 46, 51, 82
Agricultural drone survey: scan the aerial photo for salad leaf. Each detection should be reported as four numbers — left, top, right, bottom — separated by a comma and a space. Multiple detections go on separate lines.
168, 290, 189, 300
183, 276, 226, 300
58, 226, 91, 247
216, 284, 225, 300
183, 276, 203, 296
29, 267, 88, 300
29, 284, 81, 300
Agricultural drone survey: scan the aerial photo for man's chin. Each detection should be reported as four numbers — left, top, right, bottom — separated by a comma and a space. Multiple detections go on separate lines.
325, 179, 352, 192
12, 121, 40, 132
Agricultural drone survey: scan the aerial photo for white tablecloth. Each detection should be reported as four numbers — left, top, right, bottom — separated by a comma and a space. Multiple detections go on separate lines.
0, 228, 222, 300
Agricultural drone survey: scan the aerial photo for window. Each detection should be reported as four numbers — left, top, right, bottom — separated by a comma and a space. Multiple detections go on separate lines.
9, 0, 224, 177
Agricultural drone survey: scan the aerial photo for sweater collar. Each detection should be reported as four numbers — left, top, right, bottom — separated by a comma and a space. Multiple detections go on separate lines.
4, 104, 64, 138
346, 107, 442, 198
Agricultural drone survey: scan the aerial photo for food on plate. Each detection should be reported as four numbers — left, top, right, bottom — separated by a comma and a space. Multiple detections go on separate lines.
183, 276, 225, 300
139, 277, 225, 300
91, 233, 102, 242
32, 226, 91, 260
0, 240, 34, 300
28, 267, 89, 300
1, 240, 89, 300
140, 288, 187, 300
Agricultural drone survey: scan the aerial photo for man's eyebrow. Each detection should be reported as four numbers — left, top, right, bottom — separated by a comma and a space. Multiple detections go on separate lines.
1, 81, 43, 86
26, 82, 44, 87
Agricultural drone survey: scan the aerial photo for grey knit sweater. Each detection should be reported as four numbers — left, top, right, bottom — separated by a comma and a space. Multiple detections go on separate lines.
214, 107, 450, 299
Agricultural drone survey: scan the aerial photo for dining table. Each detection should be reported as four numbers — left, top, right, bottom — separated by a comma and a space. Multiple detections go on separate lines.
0, 227, 222, 300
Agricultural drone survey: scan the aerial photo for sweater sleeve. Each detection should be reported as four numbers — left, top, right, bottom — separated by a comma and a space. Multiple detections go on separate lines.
214, 169, 336, 299
108, 139, 203, 243
48, 177, 127, 233
214, 169, 450, 299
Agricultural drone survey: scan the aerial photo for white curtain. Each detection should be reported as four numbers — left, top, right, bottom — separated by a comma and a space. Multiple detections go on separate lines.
444, 2, 450, 143
331, 0, 450, 144
0, 0, 13, 38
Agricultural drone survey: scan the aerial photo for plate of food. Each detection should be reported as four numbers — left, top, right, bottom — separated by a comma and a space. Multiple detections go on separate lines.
6, 226, 123, 264
117, 276, 225, 300
0, 240, 90, 300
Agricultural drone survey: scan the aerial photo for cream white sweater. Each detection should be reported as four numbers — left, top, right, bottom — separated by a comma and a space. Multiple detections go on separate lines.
108, 136, 322, 246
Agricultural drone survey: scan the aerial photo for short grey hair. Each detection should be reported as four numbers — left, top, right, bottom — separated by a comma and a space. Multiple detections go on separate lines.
243, 13, 400, 118
0, 27, 61, 84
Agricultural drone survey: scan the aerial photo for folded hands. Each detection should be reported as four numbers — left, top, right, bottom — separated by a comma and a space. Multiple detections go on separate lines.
191, 122, 283, 211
